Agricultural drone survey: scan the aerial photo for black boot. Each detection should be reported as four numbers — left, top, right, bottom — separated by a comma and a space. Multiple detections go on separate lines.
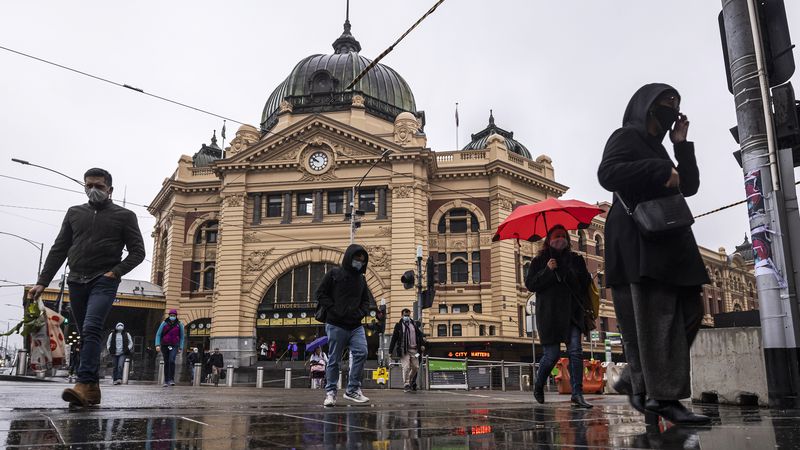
533, 384, 545, 404
613, 379, 659, 425
645, 399, 711, 425
571, 393, 593, 409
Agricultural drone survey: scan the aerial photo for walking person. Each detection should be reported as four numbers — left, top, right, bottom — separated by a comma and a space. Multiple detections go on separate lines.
314, 244, 373, 407
209, 348, 224, 387
187, 348, 200, 384
269, 341, 277, 360
105, 322, 133, 385
307, 347, 328, 389
259, 341, 268, 361
155, 309, 184, 387
289, 342, 299, 361
389, 308, 425, 393
26, 168, 145, 407
598, 83, 710, 424
525, 224, 593, 409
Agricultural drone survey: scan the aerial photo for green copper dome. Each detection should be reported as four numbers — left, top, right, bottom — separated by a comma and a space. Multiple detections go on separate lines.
260, 20, 417, 132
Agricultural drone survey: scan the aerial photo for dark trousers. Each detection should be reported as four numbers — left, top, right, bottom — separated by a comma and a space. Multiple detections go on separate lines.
161, 346, 179, 383
67, 276, 121, 384
536, 326, 584, 394
612, 281, 704, 400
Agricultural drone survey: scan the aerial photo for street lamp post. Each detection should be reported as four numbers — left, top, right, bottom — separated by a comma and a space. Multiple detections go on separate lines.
0, 232, 43, 278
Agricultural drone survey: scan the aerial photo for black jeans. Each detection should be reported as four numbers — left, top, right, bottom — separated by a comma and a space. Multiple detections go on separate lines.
67, 276, 121, 384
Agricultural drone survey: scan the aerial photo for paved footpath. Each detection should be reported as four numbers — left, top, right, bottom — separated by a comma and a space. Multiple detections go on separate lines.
0, 381, 798, 449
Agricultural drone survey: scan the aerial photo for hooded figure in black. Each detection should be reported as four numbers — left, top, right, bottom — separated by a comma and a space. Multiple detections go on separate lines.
525, 224, 593, 409
597, 83, 710, 425
314, 244, 373, 406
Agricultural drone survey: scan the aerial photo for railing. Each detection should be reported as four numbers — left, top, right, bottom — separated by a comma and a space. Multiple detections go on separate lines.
508, 153, 525, 165
190, 167, 214, 176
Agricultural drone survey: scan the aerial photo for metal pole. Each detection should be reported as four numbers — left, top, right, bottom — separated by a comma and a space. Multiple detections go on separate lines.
464, 357, 469, 391
157, 360, 165, 385
415, 245, 423, 323
193, 363, 202, 387
37, 243, 43, 278
256, 366, 264, 388
501, 360, 506, 392
349, 186, 356, 244
122, 358, 131, 384
226, 365, 234, 387
284, 367, 292, 389
721, 0, 800, 407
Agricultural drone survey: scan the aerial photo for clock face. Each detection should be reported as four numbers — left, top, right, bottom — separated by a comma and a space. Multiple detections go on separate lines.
308, 151, 329, 171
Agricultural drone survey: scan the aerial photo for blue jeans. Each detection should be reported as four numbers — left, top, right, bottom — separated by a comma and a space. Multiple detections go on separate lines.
67, 276, 121, 384
112, 354, 126, 381
161, 346, 179, 383
324, 323, 367, 395
536, 326, 584, 395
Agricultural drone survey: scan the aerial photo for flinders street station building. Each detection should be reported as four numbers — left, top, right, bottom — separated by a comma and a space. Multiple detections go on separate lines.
147, 21, 754, 367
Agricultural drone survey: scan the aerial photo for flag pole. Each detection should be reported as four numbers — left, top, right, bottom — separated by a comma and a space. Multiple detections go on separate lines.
455, 102, 459, 149
221, 120, 227, 159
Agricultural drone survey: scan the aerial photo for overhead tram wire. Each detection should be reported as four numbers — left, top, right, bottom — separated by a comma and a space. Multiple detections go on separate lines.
345, 0, 447, 90
3, 39, 773, 223
692, 179, 800, 220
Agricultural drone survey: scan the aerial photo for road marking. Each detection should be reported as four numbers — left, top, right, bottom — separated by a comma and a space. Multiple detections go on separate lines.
272, 412, 377, 431
40, 413, 65, 445
180, 417, 209, 426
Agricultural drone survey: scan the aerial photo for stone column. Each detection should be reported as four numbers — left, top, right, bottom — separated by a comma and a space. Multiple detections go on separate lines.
313, 190, 323, 222
211, 191, 255, 367
162, 213, 185, 314
282, 192, 292, 224
377, 187, 387, 220
251, 193, 262, 225
489, 192, 519, 337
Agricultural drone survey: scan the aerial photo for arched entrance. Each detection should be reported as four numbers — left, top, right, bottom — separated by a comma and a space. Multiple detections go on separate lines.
186, 318, 212, 354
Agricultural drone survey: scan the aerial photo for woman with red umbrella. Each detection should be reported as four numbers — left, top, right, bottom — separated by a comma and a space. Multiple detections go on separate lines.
525, 224, 593, 409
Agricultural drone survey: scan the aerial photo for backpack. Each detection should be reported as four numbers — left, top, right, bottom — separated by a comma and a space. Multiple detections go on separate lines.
587, 277, 600, 319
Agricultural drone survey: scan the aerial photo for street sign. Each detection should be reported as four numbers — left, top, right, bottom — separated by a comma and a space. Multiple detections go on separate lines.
590, 331, 600, 342
604, 339, 612, 363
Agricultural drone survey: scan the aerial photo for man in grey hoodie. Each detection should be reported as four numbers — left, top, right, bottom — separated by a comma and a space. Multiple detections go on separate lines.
106, 322, 133, 385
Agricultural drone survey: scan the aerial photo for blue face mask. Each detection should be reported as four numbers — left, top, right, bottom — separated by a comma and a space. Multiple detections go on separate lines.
352, 260, 364, 271
168, 316, 176, 322
402, 316, 410, 322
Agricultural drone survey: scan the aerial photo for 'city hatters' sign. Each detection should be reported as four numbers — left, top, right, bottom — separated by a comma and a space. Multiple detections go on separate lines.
448, 351, 491, 359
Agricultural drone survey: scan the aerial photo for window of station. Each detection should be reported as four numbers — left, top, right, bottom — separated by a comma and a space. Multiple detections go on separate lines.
439, 304, 448, 314
260, 262, 337, 306
267, 195, 282, 218
297, 192, 313, 216
437, 324, 448, 337
451, 324, 462, 337
328, 191, 345, 214
472, 303, 482, 314
451, 304, 468, 314
358, 190, 376, 213
194, 221, 218, 244
437, 208, 480, 234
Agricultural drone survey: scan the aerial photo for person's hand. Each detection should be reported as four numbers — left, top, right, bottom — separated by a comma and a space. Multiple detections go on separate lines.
155, 346, 161, 352
670, 113, 689, 143
27, 284, 46, 300
103, 272, 116, 278
178, 348, 183, 353
420, 345, 425, 352
665, 168, 681, 188
547, 259, 558, 270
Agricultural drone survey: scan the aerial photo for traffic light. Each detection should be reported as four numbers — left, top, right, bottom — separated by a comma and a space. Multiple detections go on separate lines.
375, 304, 386, 334
773, 82, 800, 166
421, 255, 436, 309
400, 270, 415, 289
719, 0, 795, 94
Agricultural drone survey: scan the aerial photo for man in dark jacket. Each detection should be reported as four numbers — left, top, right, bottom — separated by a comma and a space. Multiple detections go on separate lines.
389, 308, 425, 392
598, 84, 709, 424
209, 348, 224, 387
27, 168, 145, 407
315, 244, 372, 407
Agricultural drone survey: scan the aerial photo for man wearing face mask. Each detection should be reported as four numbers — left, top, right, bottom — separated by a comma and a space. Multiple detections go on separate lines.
155, 309, 184, 387
389, 308, 425, 392
598, 84, 710, 424
314, 244, 373, 407
106, 322, 133, 385
27, 168, 145, 406
525, 224, 593, 408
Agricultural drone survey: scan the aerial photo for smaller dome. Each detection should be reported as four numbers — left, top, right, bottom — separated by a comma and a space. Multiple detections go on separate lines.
462, 111, 531, 159
192, 132, 222, 167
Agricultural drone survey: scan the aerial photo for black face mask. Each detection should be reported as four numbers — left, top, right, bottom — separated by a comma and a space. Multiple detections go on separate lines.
651, 105, 679, 133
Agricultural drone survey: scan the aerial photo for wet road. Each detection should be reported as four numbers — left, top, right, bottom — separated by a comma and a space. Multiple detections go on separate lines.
0, 381, 797, 449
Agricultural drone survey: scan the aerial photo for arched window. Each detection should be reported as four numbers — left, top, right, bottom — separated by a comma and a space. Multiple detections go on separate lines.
451, 254, 468, 283
310, 70, 337, 93
259, 262, 336, 308
595, 235, 604, 257
577, 231, 587, 252
489, 325, 496, 336
437, 324, 448, 337
189, 220, 218, 293
451, 324, 462, 337
479, 325, 486, 336
194, 221, 218, 244
437, 208, 480, 234
715, 270, 722, 288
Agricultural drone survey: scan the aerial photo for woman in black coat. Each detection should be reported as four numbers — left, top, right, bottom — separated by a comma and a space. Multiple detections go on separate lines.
525, 224, 592, 408
597, 83, 710, 425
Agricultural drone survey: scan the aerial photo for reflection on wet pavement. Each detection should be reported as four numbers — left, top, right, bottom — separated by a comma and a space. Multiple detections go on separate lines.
3, 400, 800, 449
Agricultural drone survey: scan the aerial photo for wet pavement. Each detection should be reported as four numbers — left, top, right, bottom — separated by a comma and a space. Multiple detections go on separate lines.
0, 381, 798, 449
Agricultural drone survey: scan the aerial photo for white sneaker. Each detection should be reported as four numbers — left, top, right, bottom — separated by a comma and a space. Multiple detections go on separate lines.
343, 390, 369, 403
323, 392, 336, 407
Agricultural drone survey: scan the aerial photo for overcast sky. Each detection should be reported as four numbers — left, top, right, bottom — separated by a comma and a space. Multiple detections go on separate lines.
2, 1, 800, 347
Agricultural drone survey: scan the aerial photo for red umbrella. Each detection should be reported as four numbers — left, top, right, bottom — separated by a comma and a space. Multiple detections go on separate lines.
493, 198, 604, 242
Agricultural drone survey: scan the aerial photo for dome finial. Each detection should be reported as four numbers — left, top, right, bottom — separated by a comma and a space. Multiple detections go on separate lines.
211, 130, 218, 146
333, 0, 361, 54
489, 109, 495, 126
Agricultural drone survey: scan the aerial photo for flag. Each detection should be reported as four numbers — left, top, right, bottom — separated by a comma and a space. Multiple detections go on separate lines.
455, 103, 459, 127
221, 120, 227, 140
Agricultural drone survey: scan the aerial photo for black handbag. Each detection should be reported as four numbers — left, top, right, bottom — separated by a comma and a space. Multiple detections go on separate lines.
615, 192, 694, 239
314, 303, 328, 323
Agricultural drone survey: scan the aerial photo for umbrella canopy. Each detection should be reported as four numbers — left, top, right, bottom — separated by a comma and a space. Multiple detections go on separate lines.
493, 198, 604, 242
305, 335, 329, 353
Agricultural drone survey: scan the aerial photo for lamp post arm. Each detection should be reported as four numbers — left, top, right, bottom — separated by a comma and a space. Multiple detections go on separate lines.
0, 232, 45, 277
11, 158, 85, 187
